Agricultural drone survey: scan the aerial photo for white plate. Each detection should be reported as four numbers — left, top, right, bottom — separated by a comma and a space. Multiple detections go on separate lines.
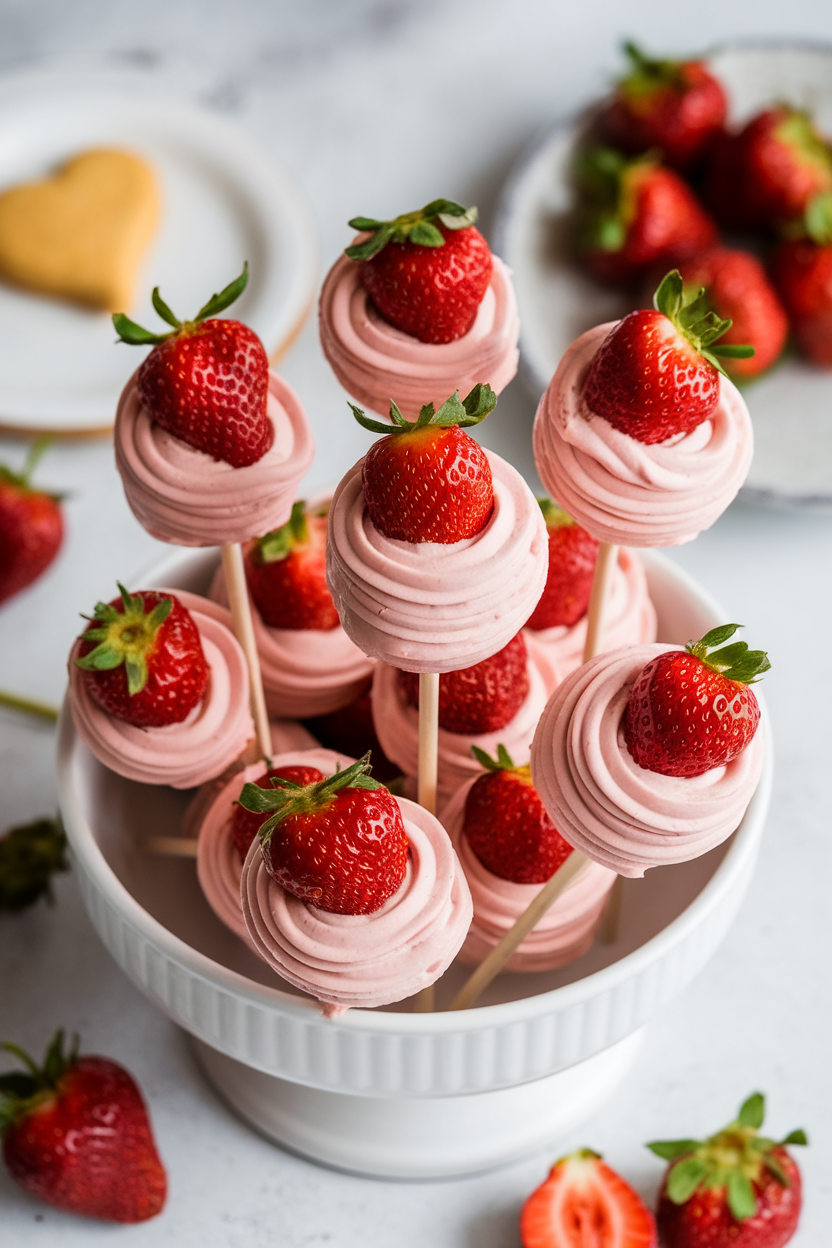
0, 69, 318, 434
495, 40, 832, 508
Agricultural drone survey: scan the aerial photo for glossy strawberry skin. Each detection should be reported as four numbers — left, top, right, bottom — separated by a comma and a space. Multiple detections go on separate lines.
245, 515, 339, 630
3, 1056, 166, 1223
231, 765, 325, 861
0, 479, 63, 605
399, 633, 529, 735
464, 768, 571, 884
603, 60, 727, 170
521, 1150, 657, 1248
525, 520, 599, 630
137, 318, 272, 467
77, 591, 209, 729
362, 424, 493, 543
770, 240, 832, 365
360, 223, 492, 343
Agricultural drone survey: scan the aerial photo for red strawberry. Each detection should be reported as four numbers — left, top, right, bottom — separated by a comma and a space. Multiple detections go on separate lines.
464, 745, 572, 883
0, 1030, 166, 1223
399, 632, 529, 735
113, 264, 272, 468
347, 199, 492, 343
302, 685, 401, 783
238, 753, 408, 914
648, 1092, 807, 1248
601, 42, 727, 170
770, 191, 832, 365
521, 1147, 657, 1248
352, 385, 497, 543
622, 623, 769, 778
583, 269, 754, 444
674, 248, 788, 379
525, 500, 599, 630
245, 501, 339, 630
231, 764, 325, 860
75, 584, 209, 729
0, 440, 63, 606
579, 150, 717, 286
0, 816, 68, 911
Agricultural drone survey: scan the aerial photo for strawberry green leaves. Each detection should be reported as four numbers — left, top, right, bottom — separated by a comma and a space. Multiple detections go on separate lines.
653, 269, 755, 375
75, 584, 173, 697
686, 623, 771, 685
350, 383, 497, 437
238, 752, 384, 845
471, 744, 516, 772
0, 816, 68, 912
258, 501, 310, 565
345, 200, 479, 262
113, 263, 250, 346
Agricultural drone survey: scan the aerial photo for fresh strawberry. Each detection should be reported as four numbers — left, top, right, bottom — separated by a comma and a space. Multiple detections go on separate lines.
113, 264, 272, 468
302, 685, 401, 783
583, 270, 754, 444
0, 440, 63, 606
525, 500, 599, 630
648, 1092, 807, 1248
578, 149, 717, 286
75, 584, 209, 729
601, 42, 727, 169
0, 1030, 166, 1223
245, 501, 339, 630
238, 753, 407, 914
399, 633, 529, 734
707, 106, 832, 231
231, 764, 325, 860
770, 191, 832, 365
351, 385, 497, 543
521, 1147, 657, 1248
346, 199, 492, 343
623, 623, 769, 778
0, 816, 68, 911
674, 247, 788, 379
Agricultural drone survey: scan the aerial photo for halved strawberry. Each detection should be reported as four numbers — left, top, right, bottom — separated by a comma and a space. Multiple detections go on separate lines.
521, 1148, 657, 1248
245, 501, 339, 630
399, 633, 529, 734
525, 500, 599, 630
231, 764, 325, 861
770, 191, 832, 366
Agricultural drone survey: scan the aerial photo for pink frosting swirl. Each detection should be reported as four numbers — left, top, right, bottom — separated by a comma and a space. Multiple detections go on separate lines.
532, 324, 754, 547
441, 778, 616, 971
530, 644, 765, 877
114, 370, 315, 546
327, 451, 549, 673
241, 797, 472, 1014
524, 548, 657, 676
371, 637, 559, 809
319, 252, 519, 418
68, 590, 252, 789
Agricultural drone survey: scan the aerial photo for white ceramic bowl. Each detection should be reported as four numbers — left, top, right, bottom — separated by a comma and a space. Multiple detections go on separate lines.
58, 549, 772, 1178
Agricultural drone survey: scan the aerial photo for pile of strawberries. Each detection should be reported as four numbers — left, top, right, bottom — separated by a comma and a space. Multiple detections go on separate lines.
575, 41, 832, 370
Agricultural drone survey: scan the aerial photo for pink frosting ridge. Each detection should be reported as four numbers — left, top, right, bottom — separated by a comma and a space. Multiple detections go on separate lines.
530, 643, 765, 878
371, 637, 560, 809
241, 796, 473, 1014
326, 451, 549, 673
532, 324, 754, 547
441, 778, 616, 971
319, 252, 519, 418
524, 548, 657, 676
114, 370, 315, 546
68, 590, 252, 789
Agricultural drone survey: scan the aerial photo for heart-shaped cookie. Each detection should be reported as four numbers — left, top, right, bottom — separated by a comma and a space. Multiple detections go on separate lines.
0, 148, 160, 312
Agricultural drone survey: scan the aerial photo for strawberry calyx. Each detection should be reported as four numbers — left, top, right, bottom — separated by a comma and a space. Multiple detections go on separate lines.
538, 497, 576, 531
350, 383, 497, 438
257, 500, 311, 564
471, 743, 532, 783
0, 816, 68, 912
653, 269, 755, 376
238, 751, 384, 847
647, 1093, 808, 1222
774, 106, 832, 180
0, 1030, 78, 1132
578, 147, 658, 253
112, 263, 250, 346
803, 190, 832, 245
345, 199, 479, 262
74, 584, 173, 697
618, 40, 691, 97
685, 623, 771, 685
0, 438, 62, 502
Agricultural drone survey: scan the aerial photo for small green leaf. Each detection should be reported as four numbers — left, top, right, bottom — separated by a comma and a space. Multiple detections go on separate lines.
646, 1139, 702, 1162
806, 191, 832, 246
781, 1128, 808, 1146
471, 744, 498, 770
0, 1072, 37, 1097
496, 744, 514, 769
147, 597, 173, 630
420, 198, 468, 218
349, 402, 400, 436
764, 1154, 790, 1186
74, 644, 123, 672
738, 1092, 765, 1129
667, 1157, 710, 1204
194, 262, 249, 322
259, 502, 309, 563
710, 344, 756, 359
727, 1169, 757, 1221
345, 225, 395, 262
409, 221, 445, 247
124, 653, 148, 697
112, 313, 170, 346
430, 391, 467, 427
348, 216, 384, 231
698, 623, 742, 649
389, 401, 409, 428
151, 286, 181, 329
438, 206, 478, 230
654, 270, 684, 320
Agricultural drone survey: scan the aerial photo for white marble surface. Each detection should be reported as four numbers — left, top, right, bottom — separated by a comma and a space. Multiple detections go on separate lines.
1, 0, 831, 1243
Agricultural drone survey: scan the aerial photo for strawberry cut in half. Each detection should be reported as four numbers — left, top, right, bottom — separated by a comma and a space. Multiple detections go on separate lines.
521, 1147, 657, 1248
231, 764, 325, 861
525, 499, 600, 630
245, 501, 339, 630
622, 623, 769, 778
464, 745, 572, 884
346, 199, 492, 343
399, 632, 529, 735
582, 269, 754, 445
648, 1092, 807, 1248
75, 584, 209, 729
0, 439, 64, 606
113, 263, 273, 468
352, 384, 497, 543
238, 752, 408, 915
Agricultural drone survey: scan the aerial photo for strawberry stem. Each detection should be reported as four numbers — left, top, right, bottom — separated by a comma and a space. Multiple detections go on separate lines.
113, 262, 250, 346
74, 584, 173, 697
345, 200, 479, 261
351, 384, 497, 437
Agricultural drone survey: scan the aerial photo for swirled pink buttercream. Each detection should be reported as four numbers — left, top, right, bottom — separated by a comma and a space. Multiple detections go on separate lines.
319, 252, 519, 419
241, 797, 472, 1014
114, 370, 315, 546
68, 590, 252, 788
371, 638, 559, 809
327, 451, 549, 673
532, 324, 753, 547
530, 644, 765, 877
524, 548, 657, 676
441, 778, 616, 971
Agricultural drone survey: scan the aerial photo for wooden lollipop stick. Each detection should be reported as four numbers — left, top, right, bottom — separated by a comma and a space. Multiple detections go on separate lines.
221, 542, 272, 763
412, 670, 440, 1013
582, 542, 619, 664
0, 690, 59, 722
143, 836, 199, 858
601, 874, 624, 945
447, 850, 591, 1011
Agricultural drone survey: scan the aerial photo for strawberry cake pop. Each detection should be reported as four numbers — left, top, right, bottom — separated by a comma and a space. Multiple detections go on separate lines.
319, 199, 519, 419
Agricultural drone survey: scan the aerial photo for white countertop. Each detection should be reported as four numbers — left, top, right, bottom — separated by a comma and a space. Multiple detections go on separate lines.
1, 1, 831, 1243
